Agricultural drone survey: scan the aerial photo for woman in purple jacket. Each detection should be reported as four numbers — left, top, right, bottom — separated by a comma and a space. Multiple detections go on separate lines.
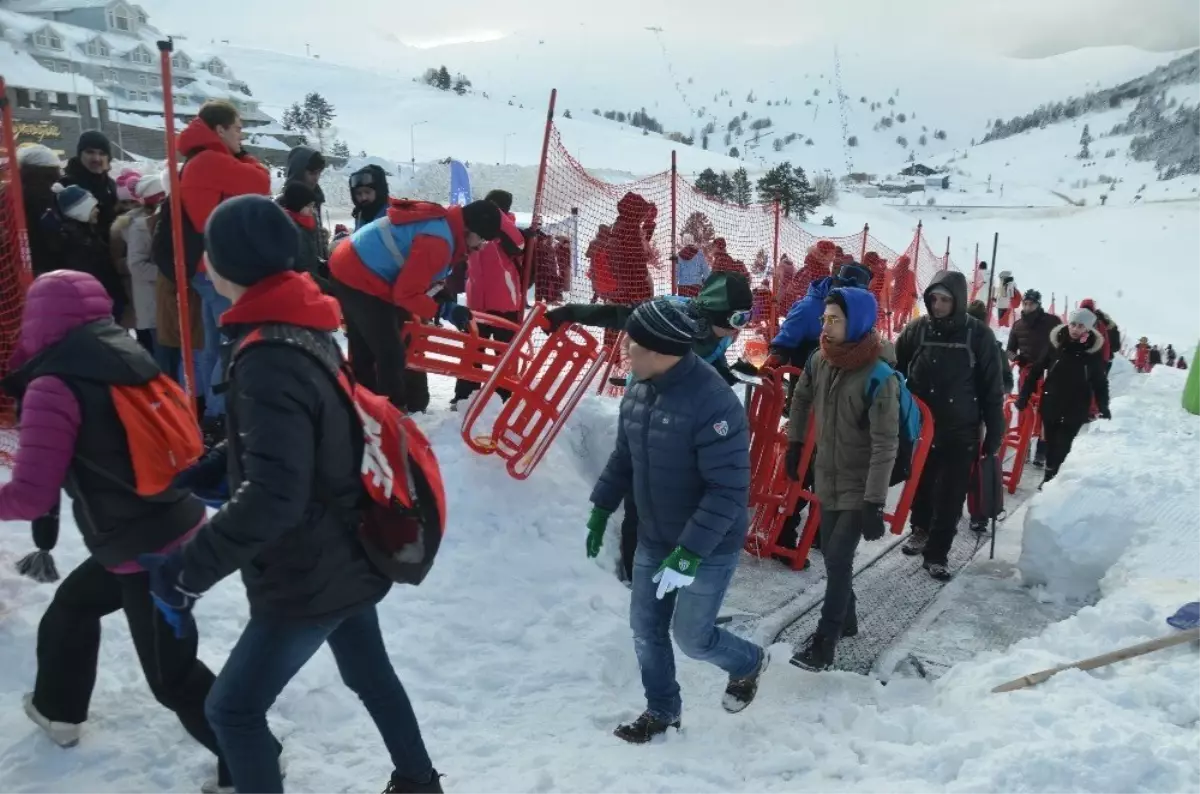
0, 271, 228, 787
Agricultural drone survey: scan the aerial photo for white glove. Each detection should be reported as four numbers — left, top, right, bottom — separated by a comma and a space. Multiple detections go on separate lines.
652, 567, 696, 600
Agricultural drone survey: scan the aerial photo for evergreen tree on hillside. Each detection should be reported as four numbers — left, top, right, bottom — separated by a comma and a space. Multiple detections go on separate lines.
682, 211, 716, 246
1078, 124, 1093, 159
756, 162, 818, 219
437, 66, 452, 90
731, 167, 753, 206
283, 94, 337, 149
330, 139, 351, 158
716, 171, 735, 202
695, 168, 723, 198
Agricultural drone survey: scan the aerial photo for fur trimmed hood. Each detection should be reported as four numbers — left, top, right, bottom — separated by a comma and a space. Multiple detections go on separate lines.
1050, 323, 1105, 355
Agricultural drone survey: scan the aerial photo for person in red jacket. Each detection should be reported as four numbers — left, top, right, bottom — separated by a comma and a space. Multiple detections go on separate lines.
890, 254, 917, 333
328, 199, 506, 413
586, 225, 616, 302
709, 238, 750, 283
177, 100, 271, 443
608, 192, 655, 304
862, 251, 890, 329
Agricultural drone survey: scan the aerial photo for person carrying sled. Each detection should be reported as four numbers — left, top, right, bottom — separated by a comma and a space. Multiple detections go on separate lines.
785, 287, 899, 671
328, 198, 506, 413
896, 271, 1006, 581
587, 298, 768, 743
996, 270, 1021, 327
1007, 288, 1059, 467
0, 271, 227, 784
1016, 307, 1110, 486
141, 196, 443, 794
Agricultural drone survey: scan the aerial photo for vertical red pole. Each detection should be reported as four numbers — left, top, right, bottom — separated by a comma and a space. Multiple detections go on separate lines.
521, 88, 557, 321
670, 149, 678, 296
859, 223, 869, 261
157, 39, 196, 402
0, 78, 32, 286
770, 200, 781, 334
943, 236, 950, 271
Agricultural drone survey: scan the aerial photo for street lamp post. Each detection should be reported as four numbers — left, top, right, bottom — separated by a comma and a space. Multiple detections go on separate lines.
502, 132, 515, 165
410, 120, 428, 176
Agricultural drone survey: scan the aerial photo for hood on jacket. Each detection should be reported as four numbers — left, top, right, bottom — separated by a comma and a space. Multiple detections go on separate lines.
616, 191, 651, 222
693, 271, 753, 316
350, 165, 390, 211
177, 118, 233, 158
9, 271, 113, 370
1050, 324, 1105, 354
923, 269, 969, 321
220, 271, 342, 331
286, 145, 324, 182
831, 286, 878, 342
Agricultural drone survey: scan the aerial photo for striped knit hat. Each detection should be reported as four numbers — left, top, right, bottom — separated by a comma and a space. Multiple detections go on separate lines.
625, 297, 699, 356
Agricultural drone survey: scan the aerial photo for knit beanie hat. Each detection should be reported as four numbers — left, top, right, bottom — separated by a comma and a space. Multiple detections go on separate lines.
835, 263, 872, 289
693, 271, 753, 328
16, 143, 60, 169
1068, 307, 1097, 330
281, 181, 319, 213
928, 284, 953, 300
625, 297, 699, 357
135, 173, 166, 205
204, 195, 299, 287
1023, 288, 1042, 305
76, 129, 111, 158
460, 200, 503, 241
51, 183, 99, 223
484, 189, 514, 213
115, 168, 142, 202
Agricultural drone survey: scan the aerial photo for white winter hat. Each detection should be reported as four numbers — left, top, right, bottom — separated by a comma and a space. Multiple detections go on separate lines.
135, 173, 166, 204
1068, 307, 1097, 331
51, 182, 99, 223
16, 144, 60, 169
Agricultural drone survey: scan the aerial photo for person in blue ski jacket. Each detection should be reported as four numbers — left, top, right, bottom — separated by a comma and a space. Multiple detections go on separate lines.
765, 262, 873, 370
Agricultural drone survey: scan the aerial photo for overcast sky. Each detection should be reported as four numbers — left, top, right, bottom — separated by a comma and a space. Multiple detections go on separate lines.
143, 0, 1199, 55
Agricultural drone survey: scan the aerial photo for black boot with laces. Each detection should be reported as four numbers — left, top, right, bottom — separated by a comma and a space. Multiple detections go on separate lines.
613, 711, 680, 744
384, 769, 444, 794
790, 632, 837, 672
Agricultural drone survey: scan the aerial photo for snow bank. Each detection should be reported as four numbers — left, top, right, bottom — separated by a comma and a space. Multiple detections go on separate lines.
1019, 360, 1200, 601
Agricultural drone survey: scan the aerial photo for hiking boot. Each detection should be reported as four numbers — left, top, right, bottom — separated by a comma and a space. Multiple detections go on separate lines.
22, 693, 80, 748
722, 648, 770, 713
613, 711, 681, 744
1032, 440, 1046, 468
969, 518, 989, 534
902, 527, 929, 556
384, 769, 444, 794
790, 632, 837, 672
924, 560, 952, 582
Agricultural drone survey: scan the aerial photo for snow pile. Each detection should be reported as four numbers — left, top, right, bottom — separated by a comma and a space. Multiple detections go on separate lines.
1019, 361, 1199, 601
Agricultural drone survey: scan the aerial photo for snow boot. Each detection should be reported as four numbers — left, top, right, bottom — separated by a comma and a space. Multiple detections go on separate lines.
789, 632, 837, 672
923, 560, 952, 582
969, 518, 988, 534
901, 527, 929, 556
1031, 440, 1046, 468
22, 693, 81, 748
384, 769, 444, 794
722, 647, 770, 714
613, 711, 681, 744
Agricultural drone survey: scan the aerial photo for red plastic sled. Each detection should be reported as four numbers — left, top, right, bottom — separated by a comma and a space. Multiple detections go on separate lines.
401, 312, 536, 389
1001, 392, 1039, 494
460, 303, 607, 480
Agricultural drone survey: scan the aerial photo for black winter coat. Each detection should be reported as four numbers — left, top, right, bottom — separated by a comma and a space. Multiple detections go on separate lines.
1019, 325, 1110, 425
895, 270, 1006, 451
180, 302, 390, 620
3, 320, 204, 567
1007, 308, 1060, 368
58, 217, 126, 312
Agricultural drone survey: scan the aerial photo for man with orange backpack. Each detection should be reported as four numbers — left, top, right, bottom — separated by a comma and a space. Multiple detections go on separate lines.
141, 196, 445, 793
0, 271, 226, 782
328, 198, 506, 413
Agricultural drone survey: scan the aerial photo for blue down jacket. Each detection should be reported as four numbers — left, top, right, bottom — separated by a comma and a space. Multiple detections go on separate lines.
590, 351, 750, 557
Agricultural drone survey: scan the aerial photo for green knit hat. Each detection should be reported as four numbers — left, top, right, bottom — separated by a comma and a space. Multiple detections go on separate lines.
692, 271, 753, 327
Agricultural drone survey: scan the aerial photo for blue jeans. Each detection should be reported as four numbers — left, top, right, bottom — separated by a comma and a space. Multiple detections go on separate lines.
191, 272, 231, 418
629, 546, 762, 722
205, 605, 434, 794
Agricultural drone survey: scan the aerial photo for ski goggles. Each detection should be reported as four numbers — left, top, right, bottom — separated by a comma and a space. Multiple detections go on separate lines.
727, 309, 752, 329
349, 172, 376, 189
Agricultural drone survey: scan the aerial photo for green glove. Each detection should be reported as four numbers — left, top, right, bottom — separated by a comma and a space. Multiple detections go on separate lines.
653, 546, 702, 599
586, 507, 612, 558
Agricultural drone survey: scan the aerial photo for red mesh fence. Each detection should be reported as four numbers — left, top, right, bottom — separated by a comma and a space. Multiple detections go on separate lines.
526, 108, 968, 375
0, 85, 34, 463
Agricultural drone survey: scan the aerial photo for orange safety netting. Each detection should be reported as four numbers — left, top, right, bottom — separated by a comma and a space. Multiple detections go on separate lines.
0, 84, 34, 464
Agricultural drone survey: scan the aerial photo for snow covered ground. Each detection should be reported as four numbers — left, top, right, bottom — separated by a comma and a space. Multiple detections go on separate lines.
0, 357, 1197, 792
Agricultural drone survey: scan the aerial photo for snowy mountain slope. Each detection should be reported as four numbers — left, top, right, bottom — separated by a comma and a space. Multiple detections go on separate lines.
0, 365, 1197, 793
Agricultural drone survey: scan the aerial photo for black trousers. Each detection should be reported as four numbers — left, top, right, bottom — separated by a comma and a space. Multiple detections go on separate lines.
333, 281, 430, 413
1043, 416, 1085, 480
453, 310, 520, 402
32, 558, 221, 762
619, 496, 638, 581
910, 439, 977, 565
816, 509, 861, 638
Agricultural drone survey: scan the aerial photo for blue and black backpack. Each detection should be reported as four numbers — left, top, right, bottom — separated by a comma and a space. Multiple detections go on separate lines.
860, 360, 922, 486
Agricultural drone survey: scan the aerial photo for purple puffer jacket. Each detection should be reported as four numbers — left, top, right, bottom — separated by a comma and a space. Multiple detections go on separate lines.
0, 271, 109, 523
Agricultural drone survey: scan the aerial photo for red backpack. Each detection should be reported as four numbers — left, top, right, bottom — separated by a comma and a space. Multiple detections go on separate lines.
106, 376, 204, 496
235, 326, 448, 585
385, 199, 449, 226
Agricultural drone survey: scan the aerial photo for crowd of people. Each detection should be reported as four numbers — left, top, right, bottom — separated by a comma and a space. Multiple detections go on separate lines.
0, 98, 1165, 790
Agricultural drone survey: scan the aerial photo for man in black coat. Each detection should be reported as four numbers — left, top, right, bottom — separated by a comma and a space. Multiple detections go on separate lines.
141, 196, 442, 794
895, 270, 1006, 581
1016, 308, 1110, 487
1006, 288, 1059, 466
58, 130, 118, 240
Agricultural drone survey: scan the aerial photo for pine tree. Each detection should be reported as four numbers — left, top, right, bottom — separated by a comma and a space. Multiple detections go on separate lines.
716, 171, 735, 202
757, 162, 818, 219
437, 66, 452, 90
729, 146, 740, 158
694, 168, 722, 198
330, 139, 351, 158
731, 167, 753, 206
1078, 124, 1093, 159
682, 211, 716, 246
792, 165, 819, 219
301, 92, 336, 150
